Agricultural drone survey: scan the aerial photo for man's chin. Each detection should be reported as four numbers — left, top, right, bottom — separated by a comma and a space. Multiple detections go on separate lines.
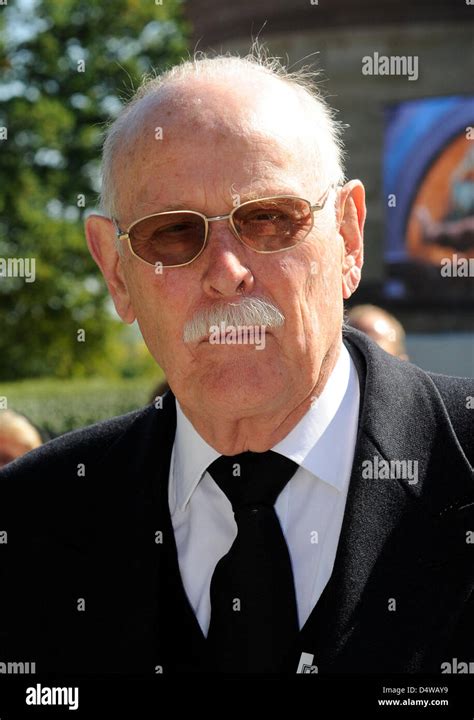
202, 371, 280, 408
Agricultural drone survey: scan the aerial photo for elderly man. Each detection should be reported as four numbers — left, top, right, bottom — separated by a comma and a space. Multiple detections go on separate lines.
1, 51, 473, 677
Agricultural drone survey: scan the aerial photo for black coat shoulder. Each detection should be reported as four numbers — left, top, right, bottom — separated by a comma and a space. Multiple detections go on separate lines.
0, 405, 152, 481
344, 326, 473, 468
428, 371, 474, 467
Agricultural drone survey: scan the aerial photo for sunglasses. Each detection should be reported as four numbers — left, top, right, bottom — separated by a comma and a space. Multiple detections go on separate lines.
113, 185, 333, 268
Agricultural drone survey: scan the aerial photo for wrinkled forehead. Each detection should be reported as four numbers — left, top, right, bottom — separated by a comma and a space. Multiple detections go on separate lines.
113, 79, 319, 219
123, 75, 311, 149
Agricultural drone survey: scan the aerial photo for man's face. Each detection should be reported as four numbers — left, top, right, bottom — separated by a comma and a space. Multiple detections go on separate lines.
88, 78, 365, 421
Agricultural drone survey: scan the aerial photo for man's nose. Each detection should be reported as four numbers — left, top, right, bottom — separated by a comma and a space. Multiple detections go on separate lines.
201, 221, 254, 298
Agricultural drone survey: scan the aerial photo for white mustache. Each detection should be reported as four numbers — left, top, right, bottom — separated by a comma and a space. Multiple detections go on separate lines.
183, 297, 285, 343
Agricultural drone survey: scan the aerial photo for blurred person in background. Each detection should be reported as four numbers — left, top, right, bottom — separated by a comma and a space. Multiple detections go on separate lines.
0, 409, 43, 468
346, 304, 408, 360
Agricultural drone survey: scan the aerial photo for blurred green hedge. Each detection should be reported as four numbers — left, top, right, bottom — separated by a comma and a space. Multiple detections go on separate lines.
1, 375, 165, 439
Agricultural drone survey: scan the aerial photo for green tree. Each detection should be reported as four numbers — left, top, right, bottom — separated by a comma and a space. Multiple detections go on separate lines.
0, 0, 188, 380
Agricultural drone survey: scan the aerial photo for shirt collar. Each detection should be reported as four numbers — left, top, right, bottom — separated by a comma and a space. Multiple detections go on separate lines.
170, 343, 359, 512
272, 343, 359, 492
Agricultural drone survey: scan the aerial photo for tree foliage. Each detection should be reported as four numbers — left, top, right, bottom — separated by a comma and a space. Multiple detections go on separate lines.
0, 0, 188, 379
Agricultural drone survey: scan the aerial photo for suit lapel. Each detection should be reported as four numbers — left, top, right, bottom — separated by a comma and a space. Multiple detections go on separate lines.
149, 395, 209, 671
297, 336, 410, 669
97, 392, 206, 673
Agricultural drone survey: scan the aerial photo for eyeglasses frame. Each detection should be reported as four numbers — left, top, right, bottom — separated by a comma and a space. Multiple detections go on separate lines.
113, 184, 335, 268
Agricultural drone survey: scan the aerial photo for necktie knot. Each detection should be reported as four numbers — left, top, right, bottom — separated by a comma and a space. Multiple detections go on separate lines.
207, 450, 298, 512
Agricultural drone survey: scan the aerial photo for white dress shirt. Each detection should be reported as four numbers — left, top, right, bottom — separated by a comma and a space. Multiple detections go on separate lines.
168, 344, 360, 636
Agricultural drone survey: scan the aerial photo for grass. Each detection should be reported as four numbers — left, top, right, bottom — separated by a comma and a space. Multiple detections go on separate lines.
1, 374, 165, 439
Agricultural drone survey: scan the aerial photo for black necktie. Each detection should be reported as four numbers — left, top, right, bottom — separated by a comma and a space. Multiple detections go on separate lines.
206, 450, 299, 673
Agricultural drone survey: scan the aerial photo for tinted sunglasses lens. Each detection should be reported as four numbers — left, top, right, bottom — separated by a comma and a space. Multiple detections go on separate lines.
233, 198, 313, 251
129, 212, 206, 266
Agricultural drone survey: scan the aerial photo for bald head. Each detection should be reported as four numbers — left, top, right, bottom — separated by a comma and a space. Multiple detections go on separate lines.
100, 50, 345, 221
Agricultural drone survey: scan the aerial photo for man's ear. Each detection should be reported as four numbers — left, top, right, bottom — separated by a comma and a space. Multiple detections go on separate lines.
337, 180, 366, 300
85, 214, 136, 323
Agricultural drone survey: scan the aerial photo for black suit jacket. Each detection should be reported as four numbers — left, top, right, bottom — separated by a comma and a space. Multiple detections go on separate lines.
1, 328, 473, 675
